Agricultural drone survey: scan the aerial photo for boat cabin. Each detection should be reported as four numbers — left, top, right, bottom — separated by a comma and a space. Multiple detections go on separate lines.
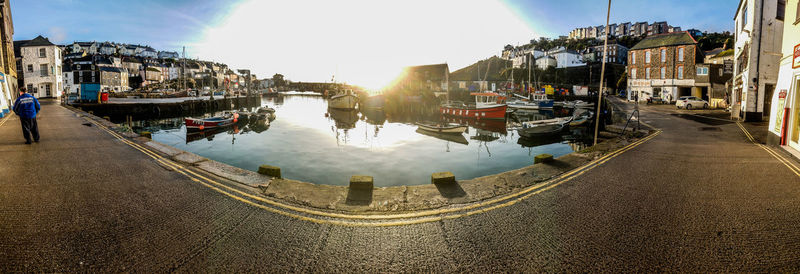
470, 92, 506, 107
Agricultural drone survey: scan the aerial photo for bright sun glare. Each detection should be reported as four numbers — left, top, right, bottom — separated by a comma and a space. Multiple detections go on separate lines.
194, 0, 537, 90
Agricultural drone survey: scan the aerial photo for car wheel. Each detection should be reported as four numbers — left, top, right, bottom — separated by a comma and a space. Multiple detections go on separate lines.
686, 104, 692, 110
703, 103, 708, 109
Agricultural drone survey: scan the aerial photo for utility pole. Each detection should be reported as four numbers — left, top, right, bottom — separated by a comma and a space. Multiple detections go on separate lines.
182, 46, 187, 95
593, 0, 611, 146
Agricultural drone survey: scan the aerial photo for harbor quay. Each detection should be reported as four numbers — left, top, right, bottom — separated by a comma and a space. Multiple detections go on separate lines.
71, 95, 262, 122
2, 97, 800, 271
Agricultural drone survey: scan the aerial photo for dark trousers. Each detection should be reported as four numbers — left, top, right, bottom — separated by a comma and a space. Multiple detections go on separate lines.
19, 117, 40, 143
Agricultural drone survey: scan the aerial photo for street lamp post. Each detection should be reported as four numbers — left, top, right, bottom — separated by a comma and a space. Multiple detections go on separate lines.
593, 0, 612, 146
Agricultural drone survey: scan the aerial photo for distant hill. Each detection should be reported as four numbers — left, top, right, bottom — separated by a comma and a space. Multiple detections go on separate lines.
450, 56, 511, 82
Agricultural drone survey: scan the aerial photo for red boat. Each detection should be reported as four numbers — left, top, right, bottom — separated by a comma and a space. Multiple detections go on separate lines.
440, 92, 507, 120
185, 113, 239, 131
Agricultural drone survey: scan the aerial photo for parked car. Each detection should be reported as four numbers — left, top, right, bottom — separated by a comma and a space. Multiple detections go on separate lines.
676, 96, 708, 110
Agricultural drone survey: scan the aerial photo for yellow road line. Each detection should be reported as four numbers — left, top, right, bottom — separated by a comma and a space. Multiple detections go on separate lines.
84, 115, 660, 220
736, 122, 800, 178
81, 115, 660, 226
0, 112, 14, 128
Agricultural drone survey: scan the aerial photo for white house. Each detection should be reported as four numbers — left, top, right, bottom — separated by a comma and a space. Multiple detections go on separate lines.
99, 42, 117, 55
20, 36, 63, 98
70, 41, 97, 55
536, 56, 557, 70
732, 0, 784, 121
549, 49, 585, 68
158, 51, 179, 59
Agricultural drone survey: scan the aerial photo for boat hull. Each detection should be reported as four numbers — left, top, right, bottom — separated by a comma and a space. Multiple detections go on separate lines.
440, 105, 507, 120
416, 123, 467, 134
329, 94, 358, 109
185, 117, 235, 131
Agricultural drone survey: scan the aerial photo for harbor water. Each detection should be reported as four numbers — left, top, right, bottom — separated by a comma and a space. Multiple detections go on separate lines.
138, 94, 593, 187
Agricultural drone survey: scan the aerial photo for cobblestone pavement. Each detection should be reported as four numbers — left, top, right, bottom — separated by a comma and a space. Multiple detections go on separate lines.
1, 100, 799, 272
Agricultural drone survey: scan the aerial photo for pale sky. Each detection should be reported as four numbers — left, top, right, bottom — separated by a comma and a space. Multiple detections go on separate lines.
192, 0, 537, 90
13, 0, 735, 89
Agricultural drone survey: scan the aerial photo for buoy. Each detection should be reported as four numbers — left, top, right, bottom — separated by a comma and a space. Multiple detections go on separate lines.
199, 125, 205, 130
233, 113, 239, 119
233, 118, 238, 123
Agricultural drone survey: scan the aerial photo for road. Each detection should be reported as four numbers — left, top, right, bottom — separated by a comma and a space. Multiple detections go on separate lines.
1, 99, 799, 272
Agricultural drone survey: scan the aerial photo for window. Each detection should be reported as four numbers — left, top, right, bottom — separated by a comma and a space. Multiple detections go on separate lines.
40, 64, 48, 76
631, 68, 637, 79
661, 49, 666, 62
719, 68, 723, 76
742, 3, 748, 31
677, 66, 684, 79
796, 0, 800, 24
645, 50, 651, 63
678, 47, 684, 62
778, 0, 786, 20
660, 67, 666, 79
27, 64, 33, 72
631, 52, 636, 64
697, 67, 708, 75
39, 48, 46, 58
26, 84, 32, 92
645, 67, 650, 79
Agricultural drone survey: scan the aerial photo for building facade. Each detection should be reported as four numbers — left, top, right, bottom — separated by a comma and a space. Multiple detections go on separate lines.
0, 0, 17, 117
767, 0, 800, 155
627, 32, 702, 102
733, 0, 785, 121
18, 36, 63, 98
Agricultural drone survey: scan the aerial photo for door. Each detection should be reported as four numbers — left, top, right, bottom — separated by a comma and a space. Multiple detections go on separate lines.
789, 77, 800, 150
764, 84, 775, 118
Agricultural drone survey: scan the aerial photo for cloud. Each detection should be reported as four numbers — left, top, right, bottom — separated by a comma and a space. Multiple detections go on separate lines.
48, 27, 67, 43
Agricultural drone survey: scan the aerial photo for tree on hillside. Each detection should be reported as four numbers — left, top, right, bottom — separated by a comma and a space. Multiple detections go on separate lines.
272, 73, 286, 87
696, 32, 734, 51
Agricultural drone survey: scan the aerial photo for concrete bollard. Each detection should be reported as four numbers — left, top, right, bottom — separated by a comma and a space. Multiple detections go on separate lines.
349, 175, 373, 189
140, 131, 152, 139
258, 165, 282, 178
534, 154, 554, 164
431, 172, 456, 185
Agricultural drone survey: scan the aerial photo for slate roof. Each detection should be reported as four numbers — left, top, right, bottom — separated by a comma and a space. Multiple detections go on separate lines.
21, 35, 55, 47
450, 56, 511, 82
403, 63, 450, 82
630, 32, 696, 50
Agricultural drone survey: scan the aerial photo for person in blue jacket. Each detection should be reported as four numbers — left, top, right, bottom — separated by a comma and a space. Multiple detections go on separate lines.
12, 87, 41, 144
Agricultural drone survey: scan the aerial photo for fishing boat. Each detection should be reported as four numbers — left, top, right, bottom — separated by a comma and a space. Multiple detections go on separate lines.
507, 93, 554, 110
185, 113, 239, 131
415, 128, 469, 145
328, 89, 358, 109
569, 110, 594, 127
441, 92, 507, 120
415, 122, 468, 134
517, 122, 569, 138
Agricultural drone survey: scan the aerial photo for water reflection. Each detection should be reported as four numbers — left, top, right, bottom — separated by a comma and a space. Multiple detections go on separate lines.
144, 94, 595, 187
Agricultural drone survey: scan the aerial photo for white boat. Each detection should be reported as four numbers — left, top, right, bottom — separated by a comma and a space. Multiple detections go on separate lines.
416, 122, 468, 134
521, 117, 571, 128
328, 89, 358, 109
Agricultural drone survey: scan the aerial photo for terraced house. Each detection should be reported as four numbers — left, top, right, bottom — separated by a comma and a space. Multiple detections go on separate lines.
626, 32, 703, 103
15, 35, 62, 98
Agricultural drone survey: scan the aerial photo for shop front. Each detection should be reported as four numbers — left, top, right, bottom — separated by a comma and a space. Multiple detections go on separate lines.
768, 46, 800, 155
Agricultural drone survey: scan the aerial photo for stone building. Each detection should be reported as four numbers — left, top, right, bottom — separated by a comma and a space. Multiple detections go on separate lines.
627, 32, 702, 102
16, 36, 63, 98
